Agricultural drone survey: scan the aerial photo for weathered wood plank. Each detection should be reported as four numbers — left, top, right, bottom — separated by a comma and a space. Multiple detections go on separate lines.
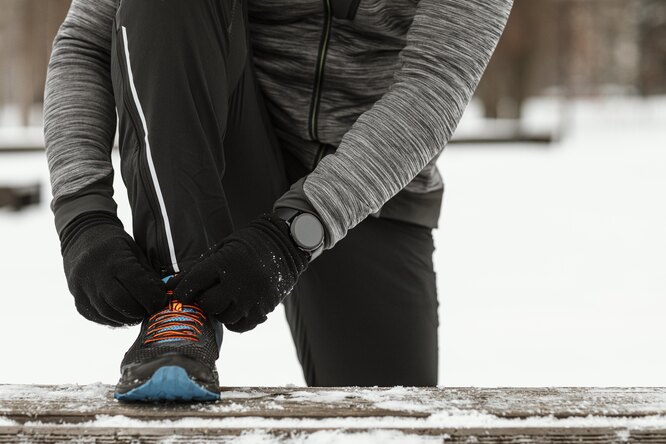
4, 426, 666, 443
3, 386, 666, 422
4, 427, 666, 443
2, 386, 666, 442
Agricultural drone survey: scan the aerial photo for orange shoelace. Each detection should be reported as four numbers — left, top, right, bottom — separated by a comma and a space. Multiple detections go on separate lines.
144, 292, 206, 345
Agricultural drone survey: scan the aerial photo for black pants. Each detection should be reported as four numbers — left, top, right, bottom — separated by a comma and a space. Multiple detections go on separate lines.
110, 0, 439, 386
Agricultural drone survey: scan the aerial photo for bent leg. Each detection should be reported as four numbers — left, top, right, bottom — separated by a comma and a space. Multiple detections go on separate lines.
284, 217, 440, 386
110, 0, 247, 274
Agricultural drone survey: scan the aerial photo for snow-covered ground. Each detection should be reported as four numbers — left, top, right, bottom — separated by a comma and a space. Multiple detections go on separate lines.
1, 97, 664, 387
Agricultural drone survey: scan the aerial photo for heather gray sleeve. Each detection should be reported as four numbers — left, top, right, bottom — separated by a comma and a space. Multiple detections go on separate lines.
302, 0, 513, 248
44, 0, 119, 236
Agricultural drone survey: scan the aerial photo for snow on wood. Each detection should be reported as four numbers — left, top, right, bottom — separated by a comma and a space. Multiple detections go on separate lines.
2, 386, 666, 442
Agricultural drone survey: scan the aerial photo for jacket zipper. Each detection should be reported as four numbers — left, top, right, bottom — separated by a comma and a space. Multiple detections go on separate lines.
308, 0, 333, 145
116, 28, 170, 275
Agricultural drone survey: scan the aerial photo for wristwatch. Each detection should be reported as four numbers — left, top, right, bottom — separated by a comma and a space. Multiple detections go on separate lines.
274, 208, 325, 262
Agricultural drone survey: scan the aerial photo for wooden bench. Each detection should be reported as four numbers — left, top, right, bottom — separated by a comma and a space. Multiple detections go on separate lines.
2, 386, 666, 442
0, 184, 40, 211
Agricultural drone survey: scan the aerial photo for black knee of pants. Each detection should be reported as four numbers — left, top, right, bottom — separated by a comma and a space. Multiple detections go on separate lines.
283, 216, 440, 387
110, 0, 288, 274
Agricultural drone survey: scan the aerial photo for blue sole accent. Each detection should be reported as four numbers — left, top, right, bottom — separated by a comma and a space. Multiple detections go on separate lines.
114, 366, 220, 402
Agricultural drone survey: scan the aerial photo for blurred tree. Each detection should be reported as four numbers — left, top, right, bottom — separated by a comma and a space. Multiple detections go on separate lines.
564, 0, 641, 95
476, 0, 560, 119
639, 0, 666, 95
0, 0, 71, 126
476, 0, 659, 120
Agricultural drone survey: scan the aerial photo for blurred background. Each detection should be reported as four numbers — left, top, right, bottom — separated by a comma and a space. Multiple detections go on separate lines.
0, 0, 665, 387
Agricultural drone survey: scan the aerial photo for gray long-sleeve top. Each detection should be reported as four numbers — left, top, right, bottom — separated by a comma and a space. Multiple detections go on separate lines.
45, 0, 512, 249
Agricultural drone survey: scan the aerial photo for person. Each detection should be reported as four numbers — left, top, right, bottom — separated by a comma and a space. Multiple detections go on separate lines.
44, 0, 512, 401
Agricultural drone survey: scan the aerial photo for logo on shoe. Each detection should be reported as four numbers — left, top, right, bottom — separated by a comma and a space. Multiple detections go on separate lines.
169, 300, 183, 312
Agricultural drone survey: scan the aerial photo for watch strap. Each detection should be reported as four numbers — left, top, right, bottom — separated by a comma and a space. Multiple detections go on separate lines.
274, 208, 325, 262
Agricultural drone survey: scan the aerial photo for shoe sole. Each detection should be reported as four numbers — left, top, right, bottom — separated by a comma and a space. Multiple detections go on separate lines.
114, 366, 220, 402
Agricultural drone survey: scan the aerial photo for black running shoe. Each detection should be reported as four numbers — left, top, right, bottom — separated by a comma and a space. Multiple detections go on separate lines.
114, 293, 223, 402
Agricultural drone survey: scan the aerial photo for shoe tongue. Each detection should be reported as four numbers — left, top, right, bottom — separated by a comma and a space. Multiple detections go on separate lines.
168, 300, 183, 312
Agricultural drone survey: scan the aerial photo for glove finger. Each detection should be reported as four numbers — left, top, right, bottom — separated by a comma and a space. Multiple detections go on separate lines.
164, 272, 184, 291
215, 300, 248, 325
115, 267, 169, 315
89, 284, 143, 326
225, 316, 264, 333
112, 243, 169, 313
226, 307, 268, 333
129, 239, 158, 270
196, 286, 234, 317
113, 277, 161, 319
66, 276, 124, 327
73, 293, 124, 327
118, 245, 166, 285
173, 260, 221, 302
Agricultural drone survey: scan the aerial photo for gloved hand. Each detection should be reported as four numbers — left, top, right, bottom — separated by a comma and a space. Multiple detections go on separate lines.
60, 211, 168, 326
173, 213, 310, 333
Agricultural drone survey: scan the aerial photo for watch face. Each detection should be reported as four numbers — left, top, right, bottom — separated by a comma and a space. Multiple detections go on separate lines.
291, 213, 324, 250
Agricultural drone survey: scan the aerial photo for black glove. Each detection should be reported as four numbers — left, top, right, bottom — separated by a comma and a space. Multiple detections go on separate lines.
173, 213, 310, 333
61, 211, 168, 326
